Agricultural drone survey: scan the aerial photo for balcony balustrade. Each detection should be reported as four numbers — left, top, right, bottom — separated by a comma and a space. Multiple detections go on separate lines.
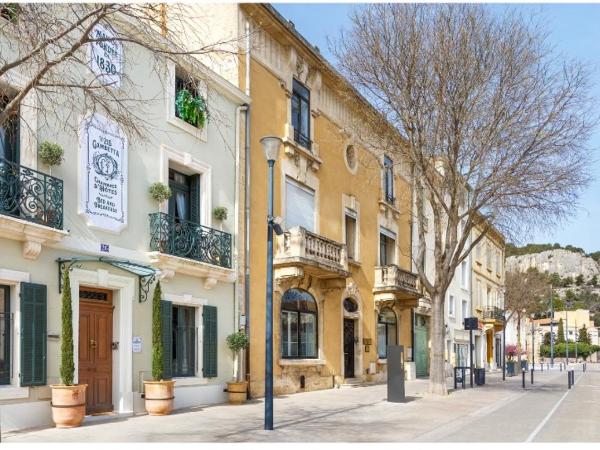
482, 306, 505, 322
149, 212, 231, 269
373, 264, 421, 306
274, 226, 349, 279
0, 157, 63, 229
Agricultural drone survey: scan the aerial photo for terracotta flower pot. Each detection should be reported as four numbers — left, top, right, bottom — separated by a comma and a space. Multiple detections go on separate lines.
227, 381, 247, 404
144, 380, 175, 415
50, 384, 87, 428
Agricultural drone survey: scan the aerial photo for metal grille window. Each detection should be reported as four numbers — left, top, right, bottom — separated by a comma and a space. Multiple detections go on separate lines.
281, 289, 317, 359
377, 307, 397, 358
383, 156, 394, 204
172, 305, 196, 377
291, 79, 311, 150
0, 285, 11, 385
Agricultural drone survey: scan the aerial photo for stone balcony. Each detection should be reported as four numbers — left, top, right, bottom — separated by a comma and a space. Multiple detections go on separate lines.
373, 265, 421, 308
274, 226, 350, 281
481, 306, 505, 327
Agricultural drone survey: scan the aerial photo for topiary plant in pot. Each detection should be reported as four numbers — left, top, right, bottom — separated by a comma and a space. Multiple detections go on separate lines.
50, 270, 87, 428
143, 282, 175, 415
38, 141, 64, 175
225, 330, 249, 404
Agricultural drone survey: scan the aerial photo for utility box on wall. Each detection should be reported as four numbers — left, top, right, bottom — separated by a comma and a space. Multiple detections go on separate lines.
387, 345, 406, 402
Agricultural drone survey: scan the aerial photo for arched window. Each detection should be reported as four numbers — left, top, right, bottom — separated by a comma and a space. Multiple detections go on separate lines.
377, 307, 397, 358
281, 289, 318, 358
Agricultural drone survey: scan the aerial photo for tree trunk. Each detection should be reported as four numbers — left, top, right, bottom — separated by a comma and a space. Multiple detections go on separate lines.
516, 313, 522, 358
428, 292, 447, 395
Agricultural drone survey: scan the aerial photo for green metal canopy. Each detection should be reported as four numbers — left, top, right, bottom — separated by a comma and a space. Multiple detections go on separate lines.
57, 256, 157, 302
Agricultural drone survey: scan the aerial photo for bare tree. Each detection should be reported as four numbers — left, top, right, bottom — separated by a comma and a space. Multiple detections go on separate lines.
504, 269, 550, 357
0, 3, 246, 141
332, 4, 596, 394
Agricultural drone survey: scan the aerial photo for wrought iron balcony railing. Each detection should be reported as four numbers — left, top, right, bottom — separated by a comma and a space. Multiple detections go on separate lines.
482, 306, 505, 321
149, 212, 232, 269
0, 157, 63, 229
293, 128, 312, 151
374, 265, 419, 293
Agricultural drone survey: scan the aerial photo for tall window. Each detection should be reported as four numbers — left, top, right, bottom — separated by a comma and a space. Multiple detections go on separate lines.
448, 295, 455, 317
0, 285, 10, 385
291, 79, 311, 150
486, 243, 493, 270
169, 168, 191, 221
379, 228, 396, 266
477, 280, 482, 308
462, 299, 468, 321
0, 95, 19, 163
285, 178, 315, 232
383, 156, 394, 203
377, 308, 397, 358
281, 289, 317, 359
172, 305, 196, 377
344, 208, 357, 261
496, 251, 502, 274
461, 260, 468, 289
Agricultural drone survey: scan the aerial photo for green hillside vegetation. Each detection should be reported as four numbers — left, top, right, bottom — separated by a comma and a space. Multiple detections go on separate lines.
506, 242, 588, 257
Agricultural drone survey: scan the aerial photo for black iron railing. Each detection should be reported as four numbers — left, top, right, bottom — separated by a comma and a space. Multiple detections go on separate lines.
293, 128, 312, 151
482, 306, 504, 321
0, 157, 63, 229
149, 212, 232, 269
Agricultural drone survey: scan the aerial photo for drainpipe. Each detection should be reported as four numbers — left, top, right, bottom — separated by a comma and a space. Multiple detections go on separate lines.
243, 18, 252, 399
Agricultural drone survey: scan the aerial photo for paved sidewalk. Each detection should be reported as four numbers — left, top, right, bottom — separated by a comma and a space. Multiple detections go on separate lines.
3, 365, 597, 442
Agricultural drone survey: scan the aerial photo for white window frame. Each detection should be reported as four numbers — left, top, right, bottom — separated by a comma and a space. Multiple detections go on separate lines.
448, 294, 455, 318
166, 61, 208, 142
461, 260, 469, 289
0, 269, 30, 400
162, 292, 209, 385
284, 177, 316, 232
344, 207, 359, 262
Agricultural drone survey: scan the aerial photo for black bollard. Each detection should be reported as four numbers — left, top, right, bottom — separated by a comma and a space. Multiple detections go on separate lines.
541, 363, 544, 372
454, 367, 457, 390
522, 368, 526, 389
560, 363, 563, 372
568, 370, 571, 389
531, 368, 534, 385
462, 368, 466, 389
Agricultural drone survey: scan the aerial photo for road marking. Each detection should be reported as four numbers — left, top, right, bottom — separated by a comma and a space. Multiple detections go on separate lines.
524, 372, 583, 442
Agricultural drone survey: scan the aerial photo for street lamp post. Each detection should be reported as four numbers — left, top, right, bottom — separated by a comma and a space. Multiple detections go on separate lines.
550, 284, 554, 367
502, 308, 507, 381
260, 136, 283, 431
531, 315, 535, 371
575, 320, 578, 362
566, 309, 569, 366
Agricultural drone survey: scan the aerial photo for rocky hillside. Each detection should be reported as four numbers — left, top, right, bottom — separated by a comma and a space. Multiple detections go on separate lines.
506, 248, 600, 281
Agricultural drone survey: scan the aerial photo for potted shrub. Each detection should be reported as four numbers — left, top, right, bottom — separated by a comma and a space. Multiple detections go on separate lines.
505, 344, 517, 376
143, 282, 175, 415
38, 141, 64, 174
175, 88, 208, 128
51, 270, 87, 428
225, 330, 249, 404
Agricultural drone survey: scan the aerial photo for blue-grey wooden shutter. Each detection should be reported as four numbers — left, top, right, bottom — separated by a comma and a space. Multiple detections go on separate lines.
202, 305, 217, 378
160, 300, 173, 380
20, 282, 47, 386
190, 174, 201, 225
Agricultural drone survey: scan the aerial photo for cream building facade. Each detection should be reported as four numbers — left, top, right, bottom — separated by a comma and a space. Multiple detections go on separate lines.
0, 12, 248, 431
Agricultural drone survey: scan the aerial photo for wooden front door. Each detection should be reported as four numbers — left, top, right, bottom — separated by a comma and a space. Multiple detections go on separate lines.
343, 319, 355, 378
78, 287, 113, 414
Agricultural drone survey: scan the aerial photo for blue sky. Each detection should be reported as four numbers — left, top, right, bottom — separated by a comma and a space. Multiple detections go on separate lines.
274, 3, 600, 253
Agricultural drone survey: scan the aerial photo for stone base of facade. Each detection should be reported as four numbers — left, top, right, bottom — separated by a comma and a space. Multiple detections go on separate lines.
250, 364, 335, 397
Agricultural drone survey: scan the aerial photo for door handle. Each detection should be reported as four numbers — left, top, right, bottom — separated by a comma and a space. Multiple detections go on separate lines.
90, 338, 97, 349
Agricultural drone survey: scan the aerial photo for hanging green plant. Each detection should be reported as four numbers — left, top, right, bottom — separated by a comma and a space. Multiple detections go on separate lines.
149, 182, 172, 204
175, 88, 208, 129
213, 206, 228, 221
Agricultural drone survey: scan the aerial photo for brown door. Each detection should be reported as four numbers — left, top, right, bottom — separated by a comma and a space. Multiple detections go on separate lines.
78, 287, 113, 414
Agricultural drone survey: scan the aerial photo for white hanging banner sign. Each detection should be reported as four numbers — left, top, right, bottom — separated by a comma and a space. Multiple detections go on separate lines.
79, 113, 128, 232
89, 24, 123, 87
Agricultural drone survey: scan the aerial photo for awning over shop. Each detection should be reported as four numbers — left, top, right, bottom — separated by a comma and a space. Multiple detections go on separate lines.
57, 257, 157, 302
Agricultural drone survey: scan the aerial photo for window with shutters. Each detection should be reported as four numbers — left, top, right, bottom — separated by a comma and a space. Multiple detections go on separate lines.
0, 284, 11, 385
172, 305, 196, 377
379, 228, 396, 266
285, 177, 315, 232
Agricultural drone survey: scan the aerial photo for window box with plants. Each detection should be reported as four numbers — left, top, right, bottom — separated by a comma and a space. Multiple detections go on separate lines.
51, 270, 87, 428
226, 330, 249, 404
144, 281, 175, 415
175, 82, 208, 129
